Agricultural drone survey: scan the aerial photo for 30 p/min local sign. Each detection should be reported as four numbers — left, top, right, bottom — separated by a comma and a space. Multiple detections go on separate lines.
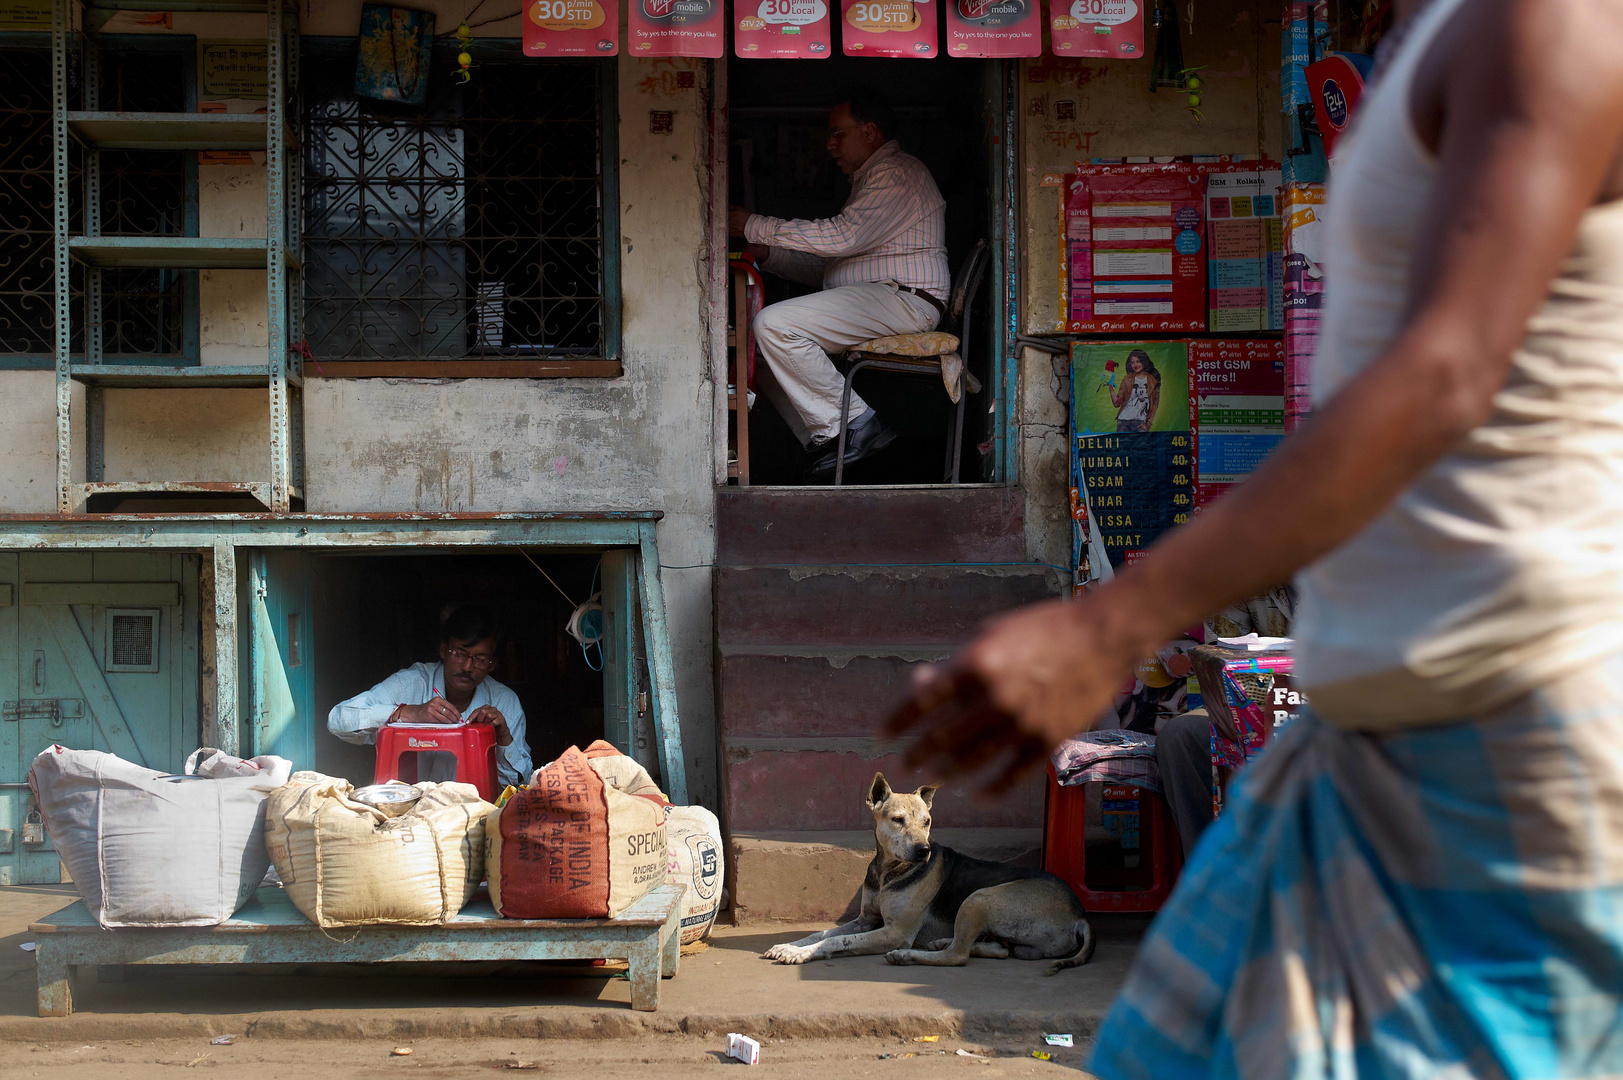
1050, 0, 1143, 59
736, 0, 832, 57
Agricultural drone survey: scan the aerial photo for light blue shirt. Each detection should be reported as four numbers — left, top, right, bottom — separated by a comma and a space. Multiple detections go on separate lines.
327, 661, 533, 788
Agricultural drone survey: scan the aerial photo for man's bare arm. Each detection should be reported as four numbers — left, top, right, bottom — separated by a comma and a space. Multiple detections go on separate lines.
891, 0, 1623, 785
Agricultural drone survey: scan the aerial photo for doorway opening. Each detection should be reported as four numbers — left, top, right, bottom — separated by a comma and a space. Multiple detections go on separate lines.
246, 549, 651, 788
727, 56, 1001, 486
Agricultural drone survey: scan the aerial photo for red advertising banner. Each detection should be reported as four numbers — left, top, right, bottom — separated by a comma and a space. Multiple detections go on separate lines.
841, 0, 937, 57
735, 0, 832, 57
946, 0, 1041, 57
1060, 164, 1207, 333
523, 0, 619, 55
627, 0, 725, 57
1050, 0, 1144, 59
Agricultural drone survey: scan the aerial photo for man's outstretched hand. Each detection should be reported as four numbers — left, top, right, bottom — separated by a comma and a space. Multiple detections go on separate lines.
885, 597, 1136, 794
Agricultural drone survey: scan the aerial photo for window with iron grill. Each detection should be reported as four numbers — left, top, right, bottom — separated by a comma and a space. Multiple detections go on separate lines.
0, 38, 196, 363
301, 41, 617, 367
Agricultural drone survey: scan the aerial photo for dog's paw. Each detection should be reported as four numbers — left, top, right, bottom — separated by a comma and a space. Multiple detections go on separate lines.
884, 949, 916, 966
766, 944, 816, 965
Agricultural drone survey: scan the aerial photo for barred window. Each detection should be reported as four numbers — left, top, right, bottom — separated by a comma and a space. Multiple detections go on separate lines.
301, 41, 619, 374
0, 38, 196, 364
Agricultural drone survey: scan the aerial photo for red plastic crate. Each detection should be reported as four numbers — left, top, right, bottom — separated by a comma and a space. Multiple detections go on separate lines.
1043, 763, 1183, 913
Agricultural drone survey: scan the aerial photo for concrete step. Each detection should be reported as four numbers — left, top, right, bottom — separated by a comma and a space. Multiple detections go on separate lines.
717, 486, 1029, 566
729, 828, 1044, 924
715, 564, 1062, 651
724, 742, 1045, 833
718, 651, 941, 739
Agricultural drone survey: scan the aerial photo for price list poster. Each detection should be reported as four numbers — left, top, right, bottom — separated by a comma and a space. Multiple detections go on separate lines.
1205, 169, 1284, 332
1190, 338, 1285, 507
1070, 340, 1194, 571
1061, 165, 1208, 333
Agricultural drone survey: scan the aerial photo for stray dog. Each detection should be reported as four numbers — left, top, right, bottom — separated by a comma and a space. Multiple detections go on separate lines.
762, 774, 1095, 975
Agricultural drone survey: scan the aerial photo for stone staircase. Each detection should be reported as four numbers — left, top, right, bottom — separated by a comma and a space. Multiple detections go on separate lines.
715, 487, 1063, 923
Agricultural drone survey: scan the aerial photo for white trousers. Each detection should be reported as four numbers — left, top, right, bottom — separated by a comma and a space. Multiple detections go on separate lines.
751, 283, 939, 444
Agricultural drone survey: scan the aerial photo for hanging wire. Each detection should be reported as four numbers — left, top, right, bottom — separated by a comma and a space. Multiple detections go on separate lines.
519, 549, 580, 607
437, 5, 522, 34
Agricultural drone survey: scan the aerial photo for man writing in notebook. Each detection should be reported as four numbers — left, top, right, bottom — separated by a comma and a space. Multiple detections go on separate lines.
327, 603, 532, 788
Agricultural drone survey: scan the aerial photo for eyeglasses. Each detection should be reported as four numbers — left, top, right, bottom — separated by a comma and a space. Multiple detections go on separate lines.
827, 124, 863, 141
445, 646, 496, 670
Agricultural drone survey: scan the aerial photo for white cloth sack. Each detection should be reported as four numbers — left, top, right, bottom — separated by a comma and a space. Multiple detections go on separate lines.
27, 745, 292, 928
665, 804, 724, 944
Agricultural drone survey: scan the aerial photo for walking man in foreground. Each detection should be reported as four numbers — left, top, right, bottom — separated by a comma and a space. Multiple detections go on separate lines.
892, 0, 1623, 1075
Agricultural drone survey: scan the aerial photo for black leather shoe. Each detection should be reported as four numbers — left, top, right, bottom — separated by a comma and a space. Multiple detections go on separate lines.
806, 413, 897, 477
797, 435, 835, 470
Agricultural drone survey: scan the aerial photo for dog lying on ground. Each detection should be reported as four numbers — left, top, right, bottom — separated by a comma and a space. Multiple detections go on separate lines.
762, 773, 1095, 975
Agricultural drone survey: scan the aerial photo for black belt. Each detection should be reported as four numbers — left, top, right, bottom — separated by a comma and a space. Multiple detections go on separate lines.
899, 285, 947, 323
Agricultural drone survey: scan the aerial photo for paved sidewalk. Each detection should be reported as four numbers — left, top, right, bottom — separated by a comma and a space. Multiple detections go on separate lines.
0, 884, 1147, 1045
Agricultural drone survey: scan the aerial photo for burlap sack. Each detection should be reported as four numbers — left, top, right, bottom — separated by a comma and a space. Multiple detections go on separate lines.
583, 739, 668, 800
488, 745, 667, 919
264, 774, 493, 927
27, 745, 291, 928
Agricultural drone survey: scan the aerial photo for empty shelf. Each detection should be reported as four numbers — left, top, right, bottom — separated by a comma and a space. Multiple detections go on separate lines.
68, 112, 291, 152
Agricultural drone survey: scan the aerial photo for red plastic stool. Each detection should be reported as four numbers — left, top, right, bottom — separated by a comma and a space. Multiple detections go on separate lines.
1042, 762, 1184, 913
373, 723, 498, 802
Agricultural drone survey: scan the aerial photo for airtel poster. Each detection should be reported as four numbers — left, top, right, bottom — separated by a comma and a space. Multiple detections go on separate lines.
1050, 0, 1144, 59
1062, 165, 1207, 333
735, 0, 832, 57
628, 0, 725, 57
946, 0, 1040, 56
841, 0, 936, 58
522, 0, 618, 55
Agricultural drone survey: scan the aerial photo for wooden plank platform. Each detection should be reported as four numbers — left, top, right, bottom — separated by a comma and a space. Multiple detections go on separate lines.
27, 882, 686, 1016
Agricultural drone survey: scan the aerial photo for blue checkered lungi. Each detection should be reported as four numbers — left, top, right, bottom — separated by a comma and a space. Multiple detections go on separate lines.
1090, 669, 1623, 1079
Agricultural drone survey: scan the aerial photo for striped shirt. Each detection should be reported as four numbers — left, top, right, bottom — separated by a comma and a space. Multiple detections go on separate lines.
745, 140, 951, 303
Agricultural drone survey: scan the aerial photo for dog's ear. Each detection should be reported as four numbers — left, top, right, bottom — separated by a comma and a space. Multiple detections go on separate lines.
868, 773, 893, 808
915, 784, 939, 808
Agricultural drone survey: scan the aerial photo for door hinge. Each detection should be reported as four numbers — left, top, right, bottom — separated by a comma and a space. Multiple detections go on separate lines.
2, 698, 85, 726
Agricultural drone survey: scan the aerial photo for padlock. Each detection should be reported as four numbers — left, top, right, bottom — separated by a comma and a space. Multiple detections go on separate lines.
20, 809, 44, 846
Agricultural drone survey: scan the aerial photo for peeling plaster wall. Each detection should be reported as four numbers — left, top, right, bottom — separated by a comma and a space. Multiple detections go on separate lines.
0, 7, 723, 805
1017, 5, 1283, 569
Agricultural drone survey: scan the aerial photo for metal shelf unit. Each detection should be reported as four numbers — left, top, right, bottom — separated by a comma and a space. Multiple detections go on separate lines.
52, 0, 304, 514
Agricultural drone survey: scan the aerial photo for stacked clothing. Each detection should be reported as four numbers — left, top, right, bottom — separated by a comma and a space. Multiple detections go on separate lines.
1051, 730, 1161, 793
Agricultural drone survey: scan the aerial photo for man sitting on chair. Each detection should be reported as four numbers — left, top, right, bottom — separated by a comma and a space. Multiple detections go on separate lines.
729, 87, 950, 479
328, 603, 532, 789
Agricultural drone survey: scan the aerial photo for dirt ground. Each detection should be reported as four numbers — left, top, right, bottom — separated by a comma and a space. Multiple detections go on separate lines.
2, 1035, 1099, 1077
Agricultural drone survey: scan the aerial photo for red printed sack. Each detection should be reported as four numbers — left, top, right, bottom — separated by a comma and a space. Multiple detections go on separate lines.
487, 745, 668, 918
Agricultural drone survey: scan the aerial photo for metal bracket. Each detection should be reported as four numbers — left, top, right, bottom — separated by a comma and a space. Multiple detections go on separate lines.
2, 698, 85, 726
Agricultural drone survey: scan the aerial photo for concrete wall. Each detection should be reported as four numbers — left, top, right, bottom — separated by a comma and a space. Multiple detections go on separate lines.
0, 5, 724, 807
1017, 9, 1283, 568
